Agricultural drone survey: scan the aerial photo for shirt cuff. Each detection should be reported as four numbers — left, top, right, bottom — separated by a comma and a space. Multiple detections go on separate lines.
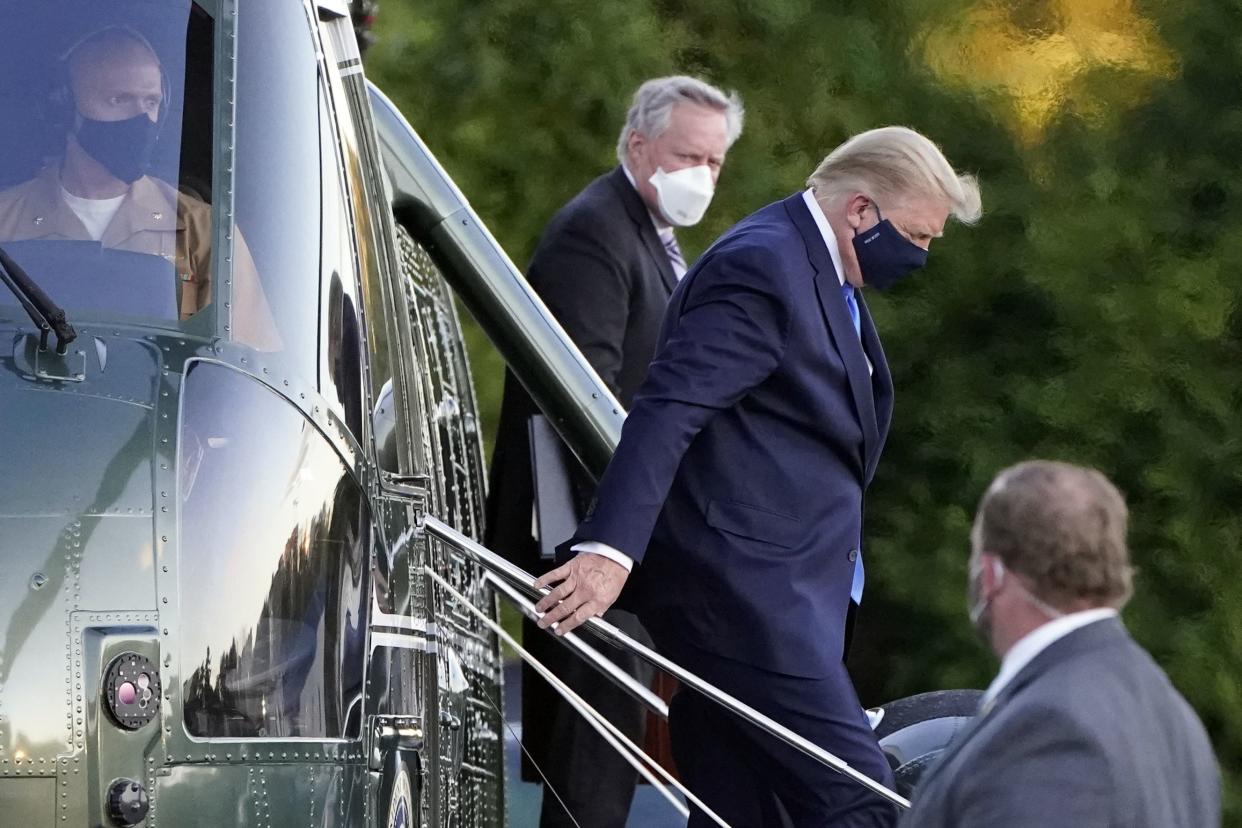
571, 541, 635, 572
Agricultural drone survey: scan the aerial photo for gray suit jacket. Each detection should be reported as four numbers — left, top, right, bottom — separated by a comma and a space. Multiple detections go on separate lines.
902, 618, 1220, 827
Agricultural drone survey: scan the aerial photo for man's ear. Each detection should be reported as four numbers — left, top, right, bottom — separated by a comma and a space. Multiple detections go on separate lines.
627, 130, 646, 162
975, 551, 1003, 592
844, 192, 871, 230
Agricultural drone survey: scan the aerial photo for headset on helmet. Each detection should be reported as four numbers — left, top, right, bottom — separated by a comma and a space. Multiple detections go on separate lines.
43, 25, 172, 136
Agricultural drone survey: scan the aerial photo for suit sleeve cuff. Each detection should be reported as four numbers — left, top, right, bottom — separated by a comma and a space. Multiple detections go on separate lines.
571, 541, 635, 572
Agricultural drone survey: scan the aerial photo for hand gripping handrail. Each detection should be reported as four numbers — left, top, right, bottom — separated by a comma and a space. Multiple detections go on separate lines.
421, 515, 912, 810
482, 572, 668, 718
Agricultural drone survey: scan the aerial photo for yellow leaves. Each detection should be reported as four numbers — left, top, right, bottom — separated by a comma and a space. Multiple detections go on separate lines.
920, 0, 1176, 144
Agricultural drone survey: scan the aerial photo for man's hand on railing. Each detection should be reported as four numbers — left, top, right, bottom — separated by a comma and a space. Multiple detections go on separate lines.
533, 554, 629, 635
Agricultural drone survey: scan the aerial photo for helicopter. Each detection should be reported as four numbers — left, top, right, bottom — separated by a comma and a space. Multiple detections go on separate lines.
0, 1, 974, 826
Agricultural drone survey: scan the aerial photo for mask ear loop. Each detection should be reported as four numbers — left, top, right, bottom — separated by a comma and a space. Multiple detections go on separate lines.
968, 555, 1002, 625
998, 559, 1067, 620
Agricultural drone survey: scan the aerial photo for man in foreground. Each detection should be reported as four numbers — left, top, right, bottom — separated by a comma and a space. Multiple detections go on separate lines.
903, 460, 1220, 827
486, 75, 742, 828
534, 126, 981, 826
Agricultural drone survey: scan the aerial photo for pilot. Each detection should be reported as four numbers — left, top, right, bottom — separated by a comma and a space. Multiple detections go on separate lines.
0, 25, 279, 352
0, 26, 217, 320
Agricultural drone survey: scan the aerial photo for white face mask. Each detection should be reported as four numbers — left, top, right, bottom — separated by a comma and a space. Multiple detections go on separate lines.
648, 165, 715, 227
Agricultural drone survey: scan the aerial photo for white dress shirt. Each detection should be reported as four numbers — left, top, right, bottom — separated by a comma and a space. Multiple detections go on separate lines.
982, 608, 1119, 706
801, 188, 846, 289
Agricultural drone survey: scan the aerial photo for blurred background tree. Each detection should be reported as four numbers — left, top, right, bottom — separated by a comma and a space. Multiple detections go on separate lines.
367, 0, 1240, 820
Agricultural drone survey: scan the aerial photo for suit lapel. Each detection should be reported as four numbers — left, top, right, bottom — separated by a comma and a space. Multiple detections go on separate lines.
855, 293, 893, 483
784, 193, 879, 475
608, 166, 678, 295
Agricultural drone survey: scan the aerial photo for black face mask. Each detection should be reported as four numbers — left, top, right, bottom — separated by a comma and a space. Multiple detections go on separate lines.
74, 114, 158, 184
851, 204, 928, 291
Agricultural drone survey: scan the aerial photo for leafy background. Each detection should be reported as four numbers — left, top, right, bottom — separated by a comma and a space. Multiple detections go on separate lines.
366, 0, 1240, 820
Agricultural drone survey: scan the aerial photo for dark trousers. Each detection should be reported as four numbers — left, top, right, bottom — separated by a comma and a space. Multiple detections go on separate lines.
654, 630, 898, 828
522, 608, 654, 828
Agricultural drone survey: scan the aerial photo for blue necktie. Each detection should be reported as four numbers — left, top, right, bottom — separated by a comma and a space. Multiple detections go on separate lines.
842, 283, 861, 338
842, 283, 865, 603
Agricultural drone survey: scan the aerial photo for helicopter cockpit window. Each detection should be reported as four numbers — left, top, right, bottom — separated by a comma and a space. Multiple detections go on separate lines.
179, 362, 368, 740
231, 0, 322, 379
0, 1, 217, 326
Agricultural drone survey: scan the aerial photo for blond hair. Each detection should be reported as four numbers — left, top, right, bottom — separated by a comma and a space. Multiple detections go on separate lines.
807, 126, 981, 224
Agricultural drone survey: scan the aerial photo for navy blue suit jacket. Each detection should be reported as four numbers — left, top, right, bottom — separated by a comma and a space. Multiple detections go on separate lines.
570, 192, 894, 678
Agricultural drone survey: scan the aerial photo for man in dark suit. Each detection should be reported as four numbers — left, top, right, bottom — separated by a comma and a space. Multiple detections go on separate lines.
485, 75, 743, 828
534, 127, 981, 826
902, 460, 1221, 827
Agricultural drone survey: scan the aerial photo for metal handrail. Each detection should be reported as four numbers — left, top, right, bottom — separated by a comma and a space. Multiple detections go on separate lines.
422, 515, 912, 810
427, 567, 731, 827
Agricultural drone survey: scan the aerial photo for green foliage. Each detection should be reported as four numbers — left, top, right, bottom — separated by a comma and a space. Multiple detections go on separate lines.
369, 0, 1240, 820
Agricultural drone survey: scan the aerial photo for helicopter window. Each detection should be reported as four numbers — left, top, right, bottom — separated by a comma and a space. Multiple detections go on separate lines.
231, 0, 322, 374
318, 18, 419, 477
319, 84, 365, 443
179, 362, 368, 740
0, 1, 216, 326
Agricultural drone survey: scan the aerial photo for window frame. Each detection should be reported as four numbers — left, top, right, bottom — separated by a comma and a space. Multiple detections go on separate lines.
317, 12, 429, 489
175, 358, 371, 745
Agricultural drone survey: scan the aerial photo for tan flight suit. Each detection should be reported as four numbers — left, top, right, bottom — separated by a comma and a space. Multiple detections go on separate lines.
0, 164, 212, 319
0, 164, 277, 349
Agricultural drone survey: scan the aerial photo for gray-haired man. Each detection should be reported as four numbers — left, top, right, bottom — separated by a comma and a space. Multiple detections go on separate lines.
903, 460, 1221, 827
485, 75, 743, 828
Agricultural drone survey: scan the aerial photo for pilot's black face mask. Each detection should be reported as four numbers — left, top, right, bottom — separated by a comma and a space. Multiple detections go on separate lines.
851, 203, 928, 291
75, 114, 158, 184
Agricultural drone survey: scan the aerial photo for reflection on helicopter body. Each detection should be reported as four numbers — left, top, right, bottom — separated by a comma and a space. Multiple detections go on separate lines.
0, 1, 502, 826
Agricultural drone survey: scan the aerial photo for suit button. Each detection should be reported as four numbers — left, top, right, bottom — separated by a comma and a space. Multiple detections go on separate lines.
847, 549, 858, 562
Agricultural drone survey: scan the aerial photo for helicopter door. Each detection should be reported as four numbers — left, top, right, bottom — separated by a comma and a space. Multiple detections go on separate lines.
317, 8, 438, 827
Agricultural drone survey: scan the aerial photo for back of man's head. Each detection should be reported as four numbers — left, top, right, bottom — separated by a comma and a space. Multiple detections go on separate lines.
976, 460, 1134, 612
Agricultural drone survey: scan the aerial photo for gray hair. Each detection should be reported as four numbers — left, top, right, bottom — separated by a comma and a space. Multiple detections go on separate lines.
807, 126, 982, 224
616, 75, 744, 163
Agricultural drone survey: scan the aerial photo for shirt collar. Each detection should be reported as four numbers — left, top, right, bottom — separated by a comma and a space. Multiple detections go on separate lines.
802, 189, 846, 288
621, 163, 672, 236
983, 607, 1119, 705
